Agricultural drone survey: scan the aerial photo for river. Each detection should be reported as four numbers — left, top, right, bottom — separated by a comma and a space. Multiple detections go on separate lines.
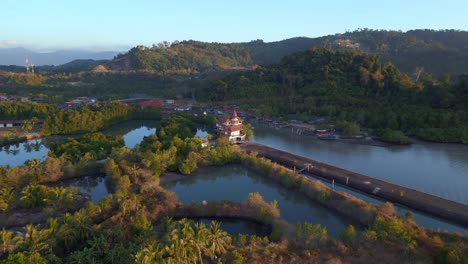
2, 120, 467, 233
251, 122, 468, 233
251, 122, 468, 205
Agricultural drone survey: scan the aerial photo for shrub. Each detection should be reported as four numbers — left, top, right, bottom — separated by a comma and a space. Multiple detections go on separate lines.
379, 129, 411, 144
294, 223, 328, 249
319, 190, 331, 201
405, 211, 414, 220
270, 224, 282, 242
132, 212, 152, 233
340, 225, 356, 246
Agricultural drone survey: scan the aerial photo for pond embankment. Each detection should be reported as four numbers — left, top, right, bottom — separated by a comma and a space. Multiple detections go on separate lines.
0, 132, 42, 147
240, 142, 468, 228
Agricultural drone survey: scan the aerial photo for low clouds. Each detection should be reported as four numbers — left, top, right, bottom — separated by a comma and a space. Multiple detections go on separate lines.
0, 40, 18, 48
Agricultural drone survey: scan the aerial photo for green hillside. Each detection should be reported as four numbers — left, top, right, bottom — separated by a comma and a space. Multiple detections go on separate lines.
100, 29, 468, 77
197, 48, 468, 143
106, 40, 255, 73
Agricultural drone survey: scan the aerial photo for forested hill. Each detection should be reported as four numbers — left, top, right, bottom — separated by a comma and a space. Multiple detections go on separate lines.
105, 40, 255, 73
99, 29, 468, 77
241, 29, 468, 77
200, 48, 421, 102
197, 48, 468, 143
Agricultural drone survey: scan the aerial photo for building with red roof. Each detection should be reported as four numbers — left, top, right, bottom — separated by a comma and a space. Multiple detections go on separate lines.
216, 111, 246, 143
138, 100, 163, 108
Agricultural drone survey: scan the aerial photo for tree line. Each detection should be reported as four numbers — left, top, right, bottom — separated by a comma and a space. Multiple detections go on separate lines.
197, 48, 468, 143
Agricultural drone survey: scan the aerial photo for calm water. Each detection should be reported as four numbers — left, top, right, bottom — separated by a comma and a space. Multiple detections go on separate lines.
0, 120, 159, 167
58, 176, 109, 203
161, 165, 361, 238
251, 123, 468, 205
3, 121, 468, 233
103, 120, 159, 149
0, 139, 49, 167
307, 174, 468, 233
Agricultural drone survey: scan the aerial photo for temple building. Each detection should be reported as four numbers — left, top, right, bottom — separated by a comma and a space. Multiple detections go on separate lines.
216, 111, 246, 143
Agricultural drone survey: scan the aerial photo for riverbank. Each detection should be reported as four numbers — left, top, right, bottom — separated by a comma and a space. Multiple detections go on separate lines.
0, 132, 41, 148
240, 142, 468, 228
0, 193, 88, 229
252, 120, 397, 147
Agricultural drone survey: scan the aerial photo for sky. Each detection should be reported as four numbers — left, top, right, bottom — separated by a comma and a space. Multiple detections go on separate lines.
1, 0, 467, 51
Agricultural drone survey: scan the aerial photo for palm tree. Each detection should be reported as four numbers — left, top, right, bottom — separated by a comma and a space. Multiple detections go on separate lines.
23, 224, 48, 253
20, 184, 45, 208
45, 187, 76, 209
87, 233, 109, 260
134, 244, 164, 264
46, 218, 60, 247
193, 222, 209, 263
180, 219, 203, 263
25, 158, 42, 181
0, 188, 14, 212
205, 221, 231, 260
58, 213, 80, 252
0, 228, 19, 255
73, 210, 93, 242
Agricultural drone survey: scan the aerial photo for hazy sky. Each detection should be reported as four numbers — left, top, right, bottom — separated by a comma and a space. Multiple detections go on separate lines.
1, 0, 467, 51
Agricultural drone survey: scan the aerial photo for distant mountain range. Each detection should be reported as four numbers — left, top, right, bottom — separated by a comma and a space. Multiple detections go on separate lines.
0, 47, 119, 66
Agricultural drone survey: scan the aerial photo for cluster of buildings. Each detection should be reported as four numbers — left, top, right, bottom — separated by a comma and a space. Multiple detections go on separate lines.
0, 120, 23, 128
0, 95, 44, 103
135, 99, 193, 113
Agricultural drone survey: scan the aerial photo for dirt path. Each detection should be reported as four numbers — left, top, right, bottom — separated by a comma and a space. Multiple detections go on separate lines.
240, 142, 468, 228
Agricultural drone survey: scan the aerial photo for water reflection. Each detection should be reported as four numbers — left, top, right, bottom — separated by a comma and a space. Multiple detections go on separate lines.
162, 165, 362, 238
0, 120, 160, 167
103, 120, 159, 149
58, 176, 109, 203
0, 139, 49, 167
306, 174, 468, 234
251, 123, 468, 204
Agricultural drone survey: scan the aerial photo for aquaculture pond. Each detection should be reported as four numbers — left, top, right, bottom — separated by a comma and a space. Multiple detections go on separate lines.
103, 120, 159, 149
304, 174, 468, 234
0, 120, 159, 167
161, 164, 362, 238
58, 176, 109, 203
0, 139, 49, 167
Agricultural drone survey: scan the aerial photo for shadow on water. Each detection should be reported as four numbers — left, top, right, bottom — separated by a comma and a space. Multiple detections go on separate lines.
161, 164, 363, 238
173, 217, 271, 237
57, 176, 109, 204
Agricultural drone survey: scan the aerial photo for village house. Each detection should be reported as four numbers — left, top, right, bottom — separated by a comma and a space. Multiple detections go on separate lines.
216, 110, 246, 143
0, 120, 23, 128
201, 139, 209, 148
